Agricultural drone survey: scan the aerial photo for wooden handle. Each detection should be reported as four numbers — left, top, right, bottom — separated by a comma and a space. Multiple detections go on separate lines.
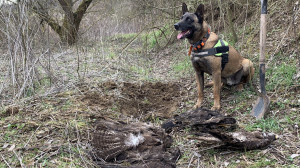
259, 14, 267, 64
259, 0, 267, 94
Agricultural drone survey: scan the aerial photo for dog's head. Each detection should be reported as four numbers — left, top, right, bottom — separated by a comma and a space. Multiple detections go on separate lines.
174, 3, 204, 40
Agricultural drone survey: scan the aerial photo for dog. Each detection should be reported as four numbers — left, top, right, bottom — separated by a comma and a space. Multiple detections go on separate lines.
174, 3, 254, 110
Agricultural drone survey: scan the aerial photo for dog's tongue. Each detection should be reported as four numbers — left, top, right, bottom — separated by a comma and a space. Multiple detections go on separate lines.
177, 32, 184, 39
177, 30, 189, 39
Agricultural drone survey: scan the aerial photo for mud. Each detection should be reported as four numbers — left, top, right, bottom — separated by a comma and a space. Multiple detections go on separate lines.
79, 81, 186, 119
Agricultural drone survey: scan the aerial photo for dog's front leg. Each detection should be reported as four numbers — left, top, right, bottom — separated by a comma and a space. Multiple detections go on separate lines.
211, 70, 221, 110
194, 70, 204, 109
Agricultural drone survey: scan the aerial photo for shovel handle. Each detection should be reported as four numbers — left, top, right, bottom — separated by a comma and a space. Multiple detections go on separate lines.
259, 0, 267, 94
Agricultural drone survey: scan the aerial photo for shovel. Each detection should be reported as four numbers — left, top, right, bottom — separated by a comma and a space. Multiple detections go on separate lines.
251, 0, 270, 119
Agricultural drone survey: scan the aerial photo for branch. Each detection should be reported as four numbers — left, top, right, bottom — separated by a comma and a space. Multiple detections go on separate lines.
74, 0, 93, 28
57, 0, 73, 13
31, 3, 63, 38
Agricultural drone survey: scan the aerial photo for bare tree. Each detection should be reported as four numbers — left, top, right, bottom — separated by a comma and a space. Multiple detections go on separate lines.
0, 0, 41, 98
34, 0, 93, 45
226, 2, 238, 44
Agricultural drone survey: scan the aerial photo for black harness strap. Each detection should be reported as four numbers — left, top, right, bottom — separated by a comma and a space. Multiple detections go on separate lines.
219, 39, 229, 71
192, 46, 229, 57
192, 39, 229, 71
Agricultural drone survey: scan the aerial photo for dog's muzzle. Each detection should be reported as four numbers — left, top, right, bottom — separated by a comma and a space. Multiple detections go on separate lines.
174, 22, 193, 39
174, 23, 179, 30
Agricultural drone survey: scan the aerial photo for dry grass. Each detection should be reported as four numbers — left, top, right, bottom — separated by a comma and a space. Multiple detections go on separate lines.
0, 0, 299, 167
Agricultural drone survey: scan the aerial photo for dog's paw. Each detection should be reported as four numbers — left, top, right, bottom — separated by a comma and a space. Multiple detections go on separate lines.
211, 106, 221, 111
205, 81, 214, 88
193, 104, 200, 109
193, 100, 203, 109
236, 84, 244, 91
205, 81, 224, 88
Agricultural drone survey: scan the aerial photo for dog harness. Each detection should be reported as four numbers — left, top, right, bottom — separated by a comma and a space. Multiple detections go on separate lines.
188, 30, 229, 70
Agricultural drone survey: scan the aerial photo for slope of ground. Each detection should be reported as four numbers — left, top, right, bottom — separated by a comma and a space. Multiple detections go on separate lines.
0, 0, 299, 167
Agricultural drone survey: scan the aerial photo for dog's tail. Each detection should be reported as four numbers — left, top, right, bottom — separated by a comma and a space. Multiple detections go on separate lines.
242, 59, 255, 83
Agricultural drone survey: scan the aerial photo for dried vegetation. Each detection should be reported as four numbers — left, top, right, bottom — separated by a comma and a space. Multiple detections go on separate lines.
0, 0, 299, 167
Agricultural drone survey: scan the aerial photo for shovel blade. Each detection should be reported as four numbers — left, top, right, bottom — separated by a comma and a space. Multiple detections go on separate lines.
251, 95, 270, 119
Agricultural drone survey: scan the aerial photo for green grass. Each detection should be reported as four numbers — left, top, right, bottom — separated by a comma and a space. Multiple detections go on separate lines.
172, 56, 193, 76
282, 165, 300, 168
0, 163, 7, 167
284, 111, 300, 125
224, 32, 237, 47
225, 87, 255, 114
114, 29, 163, 50
249, 158, 276, 168
70, 120, 87, 129
245, 118, 282, 132
140, 29, 162, 49
0, 106, 5, 116
233, 88, 255, 101
60, 100, 72, 111
108, 50, 116, 59
22, 77, 53, 97
112, 24, 174, 51
141, 24, 173, 49
130, 66, 147, 75
178, 151, 192, 163
114, 33, 137, 41
266, 61, 297, 91
226, 150, 278, 168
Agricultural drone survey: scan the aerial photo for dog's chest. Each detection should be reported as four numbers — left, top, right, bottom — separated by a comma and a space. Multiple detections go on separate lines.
191, 56, 213, 74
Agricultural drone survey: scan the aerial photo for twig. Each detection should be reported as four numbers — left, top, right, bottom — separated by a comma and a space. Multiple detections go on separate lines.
0, 70, 10, 96
13, 150, 25, 168
0, 154, 12, 168
16, 49, 49, 99
137, 153, 149, 168
76, 42, 81, 81
187, 135, 222, 142
121, 26, 148, 51
197, 144, 224, 152
240, 0, 249, 52
75, 122, 89, 168
187, 153, 195, 168
197, 157, 202, 168
267, 22, 292, 65
24, 125, 41, 148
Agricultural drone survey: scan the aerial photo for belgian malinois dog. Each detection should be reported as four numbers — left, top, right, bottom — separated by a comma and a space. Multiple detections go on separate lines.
174, 3, 254, 110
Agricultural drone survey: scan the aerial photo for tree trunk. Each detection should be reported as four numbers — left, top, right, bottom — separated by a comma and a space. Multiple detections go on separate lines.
226, 2, 238, 44
34, 0, 93, 45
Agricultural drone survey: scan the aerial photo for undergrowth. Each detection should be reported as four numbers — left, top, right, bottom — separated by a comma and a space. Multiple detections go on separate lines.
0, 0, 299, 167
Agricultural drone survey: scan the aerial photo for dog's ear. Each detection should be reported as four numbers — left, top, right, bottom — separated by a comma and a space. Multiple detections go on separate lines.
195, 4, 204, 23
182, 3, 188, 15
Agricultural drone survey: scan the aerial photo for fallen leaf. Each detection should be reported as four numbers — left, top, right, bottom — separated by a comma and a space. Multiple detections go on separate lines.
224, 161, 229, 167
8, 144, 15, 151
290, 154, 300, 159
2, 143, 9, 149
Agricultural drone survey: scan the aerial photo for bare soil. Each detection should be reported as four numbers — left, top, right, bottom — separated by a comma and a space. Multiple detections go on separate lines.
79, 81, 187, 119
0, 1, 299, 167
0, 77, 299, 168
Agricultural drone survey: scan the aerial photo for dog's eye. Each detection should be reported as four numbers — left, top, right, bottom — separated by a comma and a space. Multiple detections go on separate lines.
186, 18, 194, 22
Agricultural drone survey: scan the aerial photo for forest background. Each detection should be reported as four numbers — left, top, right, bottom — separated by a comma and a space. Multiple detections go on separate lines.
0, 0, 299, 167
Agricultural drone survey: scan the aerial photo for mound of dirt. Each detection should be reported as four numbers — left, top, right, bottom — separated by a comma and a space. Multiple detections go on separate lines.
79, 81, 186, 120
119, 82, 181, 118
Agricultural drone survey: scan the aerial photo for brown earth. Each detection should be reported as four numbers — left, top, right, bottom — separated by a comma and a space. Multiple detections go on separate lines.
1, 79, 299, 167
78, 81, 186, 120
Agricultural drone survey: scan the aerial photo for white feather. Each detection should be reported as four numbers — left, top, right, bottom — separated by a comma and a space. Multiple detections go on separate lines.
125, 133, 145, 147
